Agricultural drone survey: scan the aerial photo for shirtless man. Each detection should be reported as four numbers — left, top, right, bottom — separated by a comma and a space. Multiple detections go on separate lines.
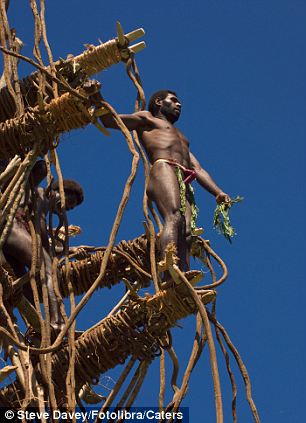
100, 90, 230, 273
2, 160, 84, 333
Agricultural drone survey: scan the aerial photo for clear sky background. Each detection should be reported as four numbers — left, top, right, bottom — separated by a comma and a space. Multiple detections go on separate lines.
6, 1, 306, 422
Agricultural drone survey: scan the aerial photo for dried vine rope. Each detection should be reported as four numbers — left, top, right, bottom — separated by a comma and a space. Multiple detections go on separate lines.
1, 286, 215, 406
0, 0, 23, 115
125, 57, 162, 296
7, 234, 225, 302
0, 5, 261, 421
0, 100, 143, 356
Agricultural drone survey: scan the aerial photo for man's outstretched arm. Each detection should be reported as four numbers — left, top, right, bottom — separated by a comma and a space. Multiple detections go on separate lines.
189, 152, 230, 204
87, 84, 153, 131
99, 110, 152, 131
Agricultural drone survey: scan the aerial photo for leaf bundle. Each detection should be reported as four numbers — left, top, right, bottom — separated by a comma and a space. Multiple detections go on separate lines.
213, 196, 243, 242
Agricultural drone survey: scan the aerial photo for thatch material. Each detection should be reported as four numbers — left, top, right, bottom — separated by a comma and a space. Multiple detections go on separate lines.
4, 234, 151, 302
1, 287, 215, 406
53, 288, 216, 389
59, 235, 152, 297
0, 39, 121, 123
0, 84, 99, 160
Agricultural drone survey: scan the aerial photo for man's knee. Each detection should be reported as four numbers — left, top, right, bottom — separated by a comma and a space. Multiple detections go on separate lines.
164, 209, 184, 226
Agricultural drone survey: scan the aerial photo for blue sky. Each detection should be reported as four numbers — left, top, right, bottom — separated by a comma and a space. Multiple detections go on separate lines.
5, 1, 306, 421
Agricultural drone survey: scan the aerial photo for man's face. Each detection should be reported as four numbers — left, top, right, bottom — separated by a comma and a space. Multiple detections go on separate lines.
157, 93, 182, 123
53, 191, 78, 214
65, 192, 79, 211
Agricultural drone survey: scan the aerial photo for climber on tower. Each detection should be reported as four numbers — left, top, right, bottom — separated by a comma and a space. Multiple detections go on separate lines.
97, 90, 231, 279
2, 160, 84, 335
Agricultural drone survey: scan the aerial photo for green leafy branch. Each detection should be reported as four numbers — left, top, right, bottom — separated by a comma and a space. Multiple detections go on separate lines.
213, 196, 243, 242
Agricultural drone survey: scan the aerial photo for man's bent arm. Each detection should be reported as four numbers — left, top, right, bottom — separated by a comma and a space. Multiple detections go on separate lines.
100, 111, 152, 131
190, 152, 230, 203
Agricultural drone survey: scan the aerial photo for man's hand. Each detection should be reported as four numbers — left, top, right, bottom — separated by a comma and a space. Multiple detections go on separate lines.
82, 79, 104, 107
215, 192, 231, 204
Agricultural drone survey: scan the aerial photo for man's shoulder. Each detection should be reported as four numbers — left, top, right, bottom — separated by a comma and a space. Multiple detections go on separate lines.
132, 110, 159, 128
134, 110, 153, 119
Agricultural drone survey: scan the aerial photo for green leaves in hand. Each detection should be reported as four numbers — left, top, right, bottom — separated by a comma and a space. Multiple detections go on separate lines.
213, 196, 243, 242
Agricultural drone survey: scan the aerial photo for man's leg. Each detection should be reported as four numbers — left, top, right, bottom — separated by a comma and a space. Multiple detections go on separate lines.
184, 201, 193, 270
147, 162, 187, 270
3, 222, 63, 331
41, 248, 64, 331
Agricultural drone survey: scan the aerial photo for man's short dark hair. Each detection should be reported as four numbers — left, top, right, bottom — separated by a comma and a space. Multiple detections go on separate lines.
148, 90, 177, 116
52, 179, 84, 205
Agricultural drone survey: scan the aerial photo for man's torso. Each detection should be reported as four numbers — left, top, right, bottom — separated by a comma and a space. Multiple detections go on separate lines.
137, 115, 192, 168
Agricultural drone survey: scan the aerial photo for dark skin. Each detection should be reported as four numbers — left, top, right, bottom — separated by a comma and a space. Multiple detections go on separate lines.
2, 165, 80, 332
100, 92, 230, 271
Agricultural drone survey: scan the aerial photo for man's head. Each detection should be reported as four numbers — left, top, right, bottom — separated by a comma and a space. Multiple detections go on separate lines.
148, 90, 181, 123
52, 179, 84, 212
